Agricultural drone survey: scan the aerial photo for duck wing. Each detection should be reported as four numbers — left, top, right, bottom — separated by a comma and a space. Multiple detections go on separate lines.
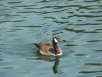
37, 43, 56, 54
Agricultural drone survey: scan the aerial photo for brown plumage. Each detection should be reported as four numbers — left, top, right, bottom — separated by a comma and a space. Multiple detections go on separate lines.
35, 37, 63, 56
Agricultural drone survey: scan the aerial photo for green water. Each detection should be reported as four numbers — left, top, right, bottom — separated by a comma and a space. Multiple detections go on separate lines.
0, 0, 102, 77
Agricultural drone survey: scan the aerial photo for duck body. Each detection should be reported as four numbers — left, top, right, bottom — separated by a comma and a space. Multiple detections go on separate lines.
35, 37, 63, 56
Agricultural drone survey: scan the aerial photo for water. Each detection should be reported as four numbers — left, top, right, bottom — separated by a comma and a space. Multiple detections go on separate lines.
0, 0, 102, 77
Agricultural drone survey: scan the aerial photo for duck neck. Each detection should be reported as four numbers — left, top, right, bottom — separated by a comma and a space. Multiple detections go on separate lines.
52, 39, 58, 54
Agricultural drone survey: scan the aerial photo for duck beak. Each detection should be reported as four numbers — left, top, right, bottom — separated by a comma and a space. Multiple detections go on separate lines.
58, 38, 66, 42
61, 40, 67, 42
58, 39, 63, 42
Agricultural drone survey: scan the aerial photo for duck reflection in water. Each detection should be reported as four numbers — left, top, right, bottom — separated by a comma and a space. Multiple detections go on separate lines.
38, 55, 63, 74
53, 56, 62, 74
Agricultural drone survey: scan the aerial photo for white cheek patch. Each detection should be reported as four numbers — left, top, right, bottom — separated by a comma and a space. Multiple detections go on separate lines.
54, 38, 58, 42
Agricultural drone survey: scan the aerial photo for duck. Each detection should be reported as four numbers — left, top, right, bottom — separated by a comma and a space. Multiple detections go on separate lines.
35, 37, 63, 56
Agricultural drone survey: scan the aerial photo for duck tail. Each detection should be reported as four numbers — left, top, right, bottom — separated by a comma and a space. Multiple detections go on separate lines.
34, 43, 39, 48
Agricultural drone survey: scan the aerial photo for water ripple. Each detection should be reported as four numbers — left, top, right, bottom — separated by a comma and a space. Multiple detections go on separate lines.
0, 0, 102, 77
79, 70, 102, 74
63, 28, 102, 33
84, 63, 102, 66
87, 40, 102, 42
93, 50, 102, 52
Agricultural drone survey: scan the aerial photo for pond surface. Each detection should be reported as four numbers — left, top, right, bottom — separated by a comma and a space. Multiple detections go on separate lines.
0, 0, 102, 77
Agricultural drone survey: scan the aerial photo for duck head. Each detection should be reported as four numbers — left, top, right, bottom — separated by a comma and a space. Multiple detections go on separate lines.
53, 37, 61, 43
